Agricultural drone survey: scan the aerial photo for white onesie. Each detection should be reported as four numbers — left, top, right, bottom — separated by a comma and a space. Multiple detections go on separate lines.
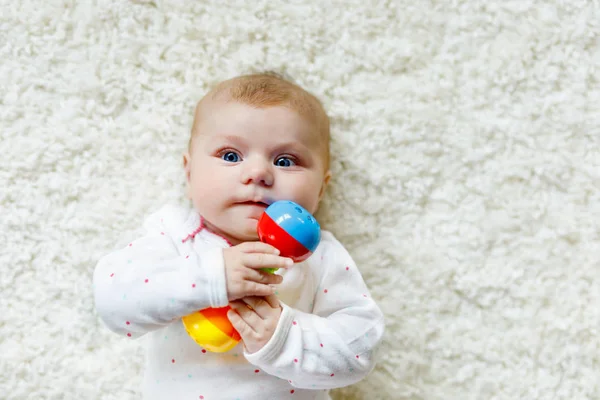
93, 204, 385, 400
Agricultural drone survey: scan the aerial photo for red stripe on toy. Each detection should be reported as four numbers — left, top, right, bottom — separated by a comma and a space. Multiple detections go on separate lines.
258, 214, 312, 262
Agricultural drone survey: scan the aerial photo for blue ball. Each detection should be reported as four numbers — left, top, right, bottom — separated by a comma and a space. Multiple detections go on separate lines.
264, 200, 321, 253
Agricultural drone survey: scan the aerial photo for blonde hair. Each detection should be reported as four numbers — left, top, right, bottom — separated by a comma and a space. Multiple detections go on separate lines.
189, 72, 330, 168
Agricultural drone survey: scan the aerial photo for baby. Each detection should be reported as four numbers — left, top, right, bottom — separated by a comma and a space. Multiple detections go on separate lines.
93, 72, 385, 400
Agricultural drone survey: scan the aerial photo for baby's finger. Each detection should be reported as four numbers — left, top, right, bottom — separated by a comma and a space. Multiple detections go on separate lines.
227, 308, 256, 336
236, 241, 280, 255
243, 253, 293, 269
245, 268, 284, 285
230, 300, 260, 319
241, 296, 270, 319
243, 281, 276, 297
263, 294, 281, 309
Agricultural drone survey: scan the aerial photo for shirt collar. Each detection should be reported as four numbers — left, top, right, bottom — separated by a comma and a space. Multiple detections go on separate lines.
181, 208, 233, 247
181, 209, 203, 243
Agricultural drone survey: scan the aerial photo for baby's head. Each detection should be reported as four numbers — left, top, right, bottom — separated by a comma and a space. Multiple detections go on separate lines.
183, 72, 332, 245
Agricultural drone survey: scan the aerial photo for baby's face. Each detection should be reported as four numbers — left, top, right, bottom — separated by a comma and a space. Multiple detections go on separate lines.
183, 101, 331, 245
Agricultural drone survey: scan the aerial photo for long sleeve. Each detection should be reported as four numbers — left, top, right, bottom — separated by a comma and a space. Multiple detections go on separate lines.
245, 233, 385, 389
93, 206, 229, 339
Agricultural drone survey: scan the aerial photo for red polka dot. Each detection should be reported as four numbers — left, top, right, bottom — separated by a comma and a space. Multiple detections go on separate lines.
171, 359, 175, 363
292, 321, 297, 325
330, 373, 335, 377
110, 273, 114, 277
192, 284, 196, 288
290, 390, 295, 394
324, 289, 328, 293
127, 333, 131, 337
320, 343, 323, 347
294, 359, 298, 363
199, 396, 204, 399
363, 294, 367, 297
186, 255, 190, 259
356, 355, 359, 358
161, 232, 165, 235
346, 266, 349, 270
145, 279, 149, 283
129, 243, 132, 247
202, 349, 207, 353
126, 321, 130, 325
288, 380, 292, 383
254, 369, 260, 373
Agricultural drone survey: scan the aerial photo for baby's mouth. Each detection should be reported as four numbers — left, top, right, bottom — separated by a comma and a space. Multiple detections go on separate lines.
238, 201, 269, 207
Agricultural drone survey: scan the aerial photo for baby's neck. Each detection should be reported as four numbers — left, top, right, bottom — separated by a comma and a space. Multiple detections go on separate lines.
201, 218, 239, 247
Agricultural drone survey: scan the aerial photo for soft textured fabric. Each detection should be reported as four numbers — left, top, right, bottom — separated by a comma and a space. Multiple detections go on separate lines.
2, 1, 599, 399
93, 205, 384, 399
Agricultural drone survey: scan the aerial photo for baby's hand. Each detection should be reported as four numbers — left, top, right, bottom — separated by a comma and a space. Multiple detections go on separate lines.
223, 242, 292, 302
227, 294, 282, 354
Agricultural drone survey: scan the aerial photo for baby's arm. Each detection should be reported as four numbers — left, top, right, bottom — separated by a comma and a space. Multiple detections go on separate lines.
245, 233, 385, 390
93, 206, 228, 338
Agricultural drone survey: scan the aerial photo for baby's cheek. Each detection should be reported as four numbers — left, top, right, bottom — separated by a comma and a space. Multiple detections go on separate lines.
297, 187, 322, 214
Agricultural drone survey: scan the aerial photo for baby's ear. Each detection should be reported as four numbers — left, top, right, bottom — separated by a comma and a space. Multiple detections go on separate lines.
318, 170, 332, 202
183, 152, 192, 199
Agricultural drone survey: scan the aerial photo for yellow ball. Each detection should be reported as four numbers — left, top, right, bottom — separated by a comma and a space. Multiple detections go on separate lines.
182, 306, 241, 353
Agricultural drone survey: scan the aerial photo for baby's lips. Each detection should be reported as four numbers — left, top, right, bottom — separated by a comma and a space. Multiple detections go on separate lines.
261, 196, 278, 206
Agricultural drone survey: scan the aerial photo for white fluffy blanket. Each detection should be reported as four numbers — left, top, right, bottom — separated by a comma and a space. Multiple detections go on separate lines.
1, 1, 599, 399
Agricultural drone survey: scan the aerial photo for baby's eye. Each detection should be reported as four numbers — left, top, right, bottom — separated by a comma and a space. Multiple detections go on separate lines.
274, 156, 296, 167
221, 151, 241, 163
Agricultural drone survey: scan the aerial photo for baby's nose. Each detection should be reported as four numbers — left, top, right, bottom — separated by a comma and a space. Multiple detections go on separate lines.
241, 161, 274, 186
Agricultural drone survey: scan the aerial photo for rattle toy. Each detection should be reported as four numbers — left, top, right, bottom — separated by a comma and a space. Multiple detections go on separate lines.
182, 200, 321, 352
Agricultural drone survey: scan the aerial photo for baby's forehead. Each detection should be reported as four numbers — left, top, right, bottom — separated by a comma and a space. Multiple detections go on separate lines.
211, 106, 326, 148
199, 97, 321, 135
192, 83, 330, 167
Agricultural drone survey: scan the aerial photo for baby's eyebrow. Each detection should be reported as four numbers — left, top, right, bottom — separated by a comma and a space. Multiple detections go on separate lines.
221, 134, 244, 142
272, 141, 310, 153
209, 134, 247, 146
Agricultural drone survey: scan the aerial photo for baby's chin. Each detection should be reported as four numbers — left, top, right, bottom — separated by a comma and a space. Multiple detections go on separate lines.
238, 220, 261, 240
200, 215, 258, 245
224, 220, 260, 245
